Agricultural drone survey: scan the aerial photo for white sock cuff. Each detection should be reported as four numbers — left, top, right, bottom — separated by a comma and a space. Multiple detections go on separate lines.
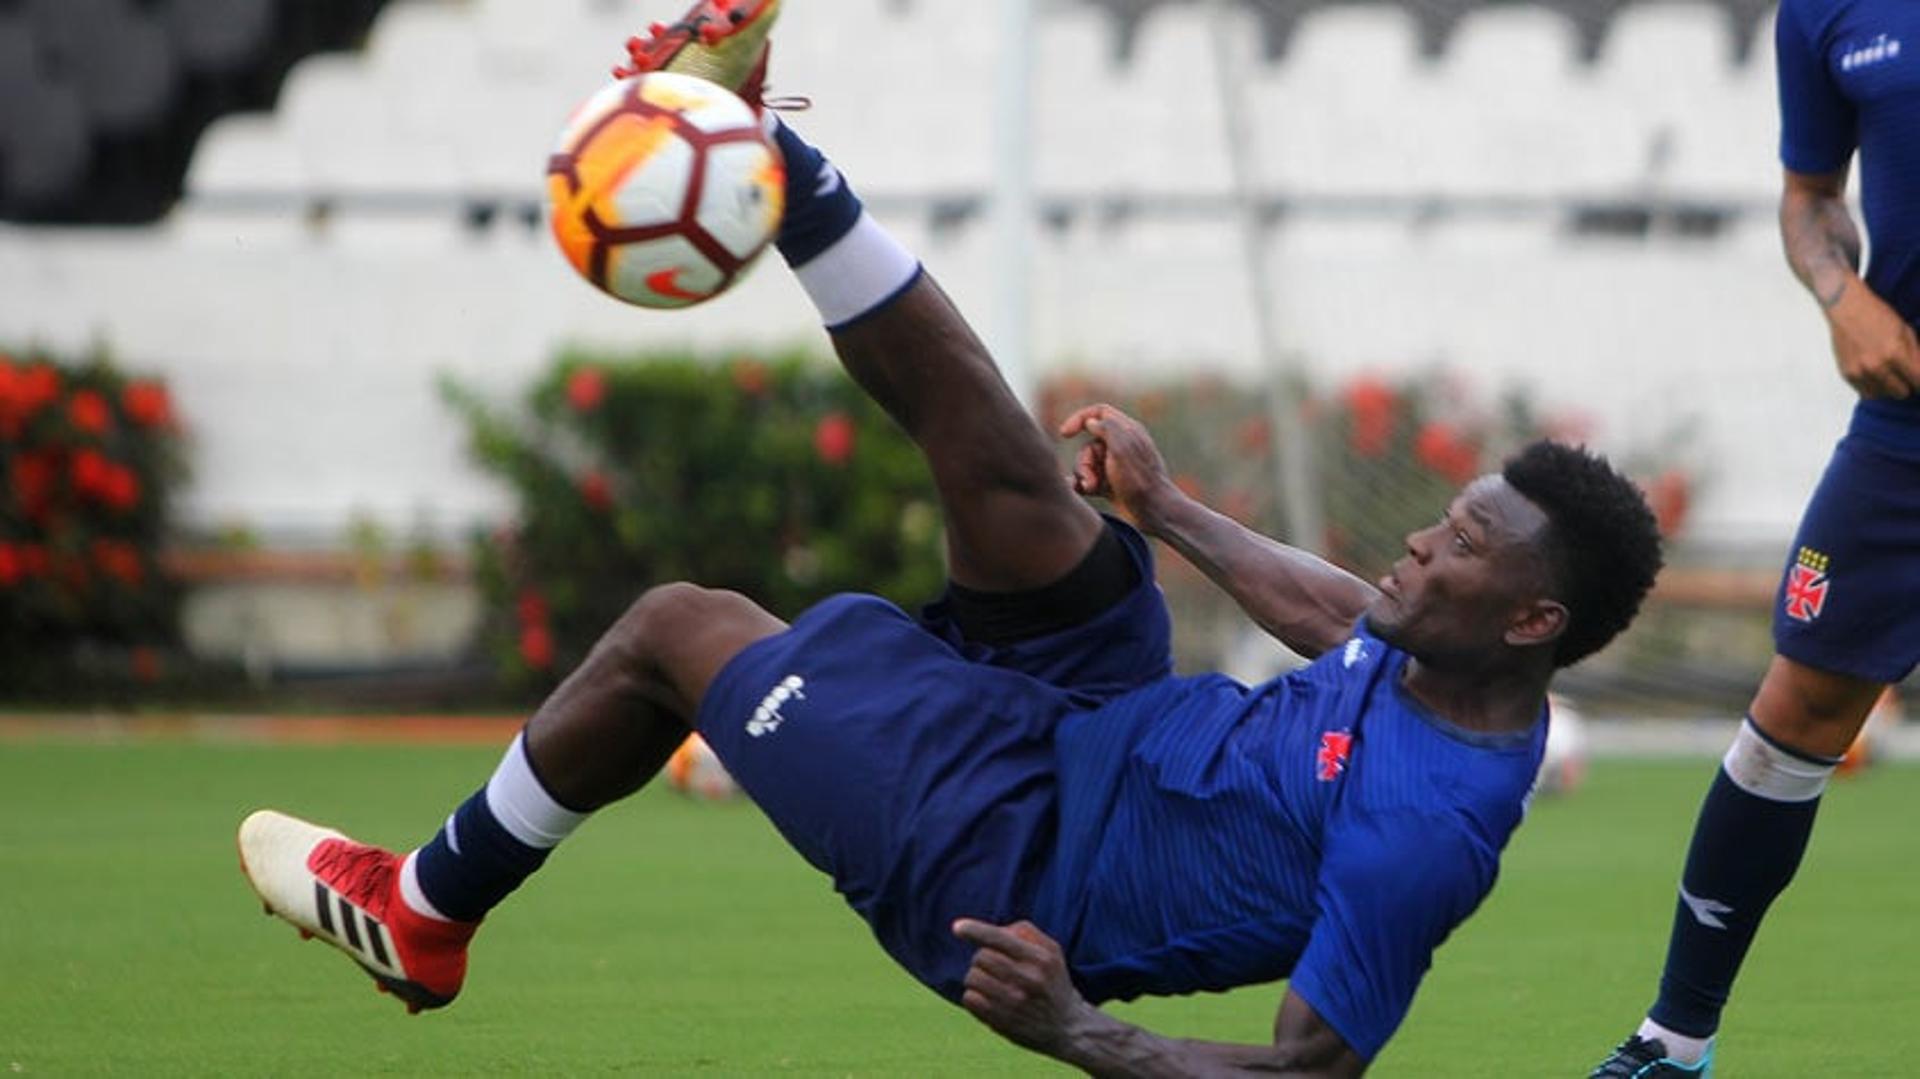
792, 211, 923, 330
1721, 718, 1837, 803
484, 733, 588, 849
1637, 1019, 1712, 1066
398, 851, 454, 922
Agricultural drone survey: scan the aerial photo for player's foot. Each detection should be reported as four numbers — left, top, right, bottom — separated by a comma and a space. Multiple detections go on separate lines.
237, 809, 477, 1014
614, 0, 782, 110
1589, 1035, 1714, 1077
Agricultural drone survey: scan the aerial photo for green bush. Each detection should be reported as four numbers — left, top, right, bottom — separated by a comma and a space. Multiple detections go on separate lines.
0, 346, 188, 696
445, 349, 947, 691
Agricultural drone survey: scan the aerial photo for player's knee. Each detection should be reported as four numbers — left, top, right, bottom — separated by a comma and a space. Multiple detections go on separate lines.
613, 582, 719, 657
610, 582, 766, 667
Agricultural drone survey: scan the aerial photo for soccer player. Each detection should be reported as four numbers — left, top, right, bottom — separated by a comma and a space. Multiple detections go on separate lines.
1590, 2, 1920, 1076
240, 2, 1663, 1072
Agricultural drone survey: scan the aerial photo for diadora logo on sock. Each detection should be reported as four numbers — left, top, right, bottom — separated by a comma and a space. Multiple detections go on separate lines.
747, 674, 806, 738
1678, 884, 1734, 931
1841, 33, 1903, 72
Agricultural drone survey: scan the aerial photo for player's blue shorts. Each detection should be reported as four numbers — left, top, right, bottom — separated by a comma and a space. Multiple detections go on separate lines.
693, 520, 1173, 1001
1772, 415, 1920, 684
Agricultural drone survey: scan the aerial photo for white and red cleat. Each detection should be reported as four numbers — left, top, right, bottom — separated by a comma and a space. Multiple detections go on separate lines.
613, 0, 784, 112
237, 810, 476, 1014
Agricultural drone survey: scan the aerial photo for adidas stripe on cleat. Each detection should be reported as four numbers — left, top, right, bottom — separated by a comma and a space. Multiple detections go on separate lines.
237, 809, 477, 1014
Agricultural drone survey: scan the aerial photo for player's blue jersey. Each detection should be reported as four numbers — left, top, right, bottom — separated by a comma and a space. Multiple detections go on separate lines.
1031, 625, 1545, 1060
1777, 0, 1920, 449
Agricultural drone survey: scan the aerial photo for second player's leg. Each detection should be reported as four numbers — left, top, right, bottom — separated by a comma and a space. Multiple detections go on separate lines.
1746, 654, 1884, 757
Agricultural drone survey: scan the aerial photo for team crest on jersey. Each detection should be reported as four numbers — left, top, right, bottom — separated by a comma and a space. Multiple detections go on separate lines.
1316, 730, 1354, 782
1783, 547, 1831, 623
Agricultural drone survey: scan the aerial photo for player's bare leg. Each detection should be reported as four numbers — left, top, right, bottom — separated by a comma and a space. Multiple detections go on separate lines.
827, 278, 1105, 591
1746, 655, 1884, 757
239, 584, 783, 1010
238, 0, 800, 1012
521, 583, 785, 810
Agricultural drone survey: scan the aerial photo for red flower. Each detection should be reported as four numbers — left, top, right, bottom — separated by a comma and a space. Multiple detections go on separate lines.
91, 539, 144, 586
0, 543, 20, 587
515, 589, 549, 628
122, 381, 175, 429
1134, 390, 1170, 422
131, 647, 163, 683
1173, 473, 1207, 502
18, 544, 49, 577
67, 389, 112, 436
519, 623, 555, 669
566, 367, 607, 412
814, 412, 856, 466
12, 452, 60, 521
1413, 422, 1480, 486
1342, 377, 1398, 458
729, 358, 770, 398
1234, 417, 1272, 456
71, 448, 111, 493
18, 364, 60, 415
580, 470, 613, 511
1645, 470, 1691, 537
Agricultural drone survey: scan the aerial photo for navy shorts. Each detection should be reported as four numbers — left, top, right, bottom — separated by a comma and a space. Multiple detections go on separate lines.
1772, 432, 1920, 684
693, 521, 1173, 1000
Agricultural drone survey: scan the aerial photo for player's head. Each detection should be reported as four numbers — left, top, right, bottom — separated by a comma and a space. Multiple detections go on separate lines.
1363, 441, 1663, 670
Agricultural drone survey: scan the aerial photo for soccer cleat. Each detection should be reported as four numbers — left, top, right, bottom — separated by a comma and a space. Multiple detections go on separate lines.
237, 809, 477, 1014
1589, 1035, 1714, 1078
613, 0, 783, 111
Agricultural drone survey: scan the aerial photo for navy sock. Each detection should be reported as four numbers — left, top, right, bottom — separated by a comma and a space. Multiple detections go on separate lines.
770, 119, 864, 268
1648, 768, 1823, 1037
412, 790, 552, 923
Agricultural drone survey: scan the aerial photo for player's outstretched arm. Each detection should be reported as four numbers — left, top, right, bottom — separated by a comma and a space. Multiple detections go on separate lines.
952, 919, 1365, 1077
1781, 166, 1920, 399
1059, 403, 1376, 659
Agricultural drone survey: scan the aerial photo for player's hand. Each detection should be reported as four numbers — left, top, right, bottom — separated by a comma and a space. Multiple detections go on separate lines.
1057, 403, 1177, 530
1827, 282, 1920, 399
952, 918, 1093, 1057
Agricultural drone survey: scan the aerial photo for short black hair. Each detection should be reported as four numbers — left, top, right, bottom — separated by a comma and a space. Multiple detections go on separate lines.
1502, 441, 1664, 667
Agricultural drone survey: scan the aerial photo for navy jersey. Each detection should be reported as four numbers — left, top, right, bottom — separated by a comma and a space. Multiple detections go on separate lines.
1031, 625, 1545, 1061
1777, 0, 1920, 448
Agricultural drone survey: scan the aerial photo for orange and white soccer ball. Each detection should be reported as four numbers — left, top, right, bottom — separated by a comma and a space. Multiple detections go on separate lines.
546, 72, 785, 309
664, 733, 741, 801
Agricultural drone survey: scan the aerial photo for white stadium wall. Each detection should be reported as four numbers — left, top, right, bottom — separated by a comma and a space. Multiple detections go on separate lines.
0, 0, 1845, 549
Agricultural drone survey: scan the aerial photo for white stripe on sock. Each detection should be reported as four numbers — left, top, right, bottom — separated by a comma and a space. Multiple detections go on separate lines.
1721, 718, 1836, 803
484, 734, 587, 849
398, 850, 454, 923
793, 211, 922, 329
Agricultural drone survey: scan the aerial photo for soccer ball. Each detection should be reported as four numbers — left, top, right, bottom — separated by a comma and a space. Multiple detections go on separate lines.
664, 733, 741, 801
546, 72, 785, 309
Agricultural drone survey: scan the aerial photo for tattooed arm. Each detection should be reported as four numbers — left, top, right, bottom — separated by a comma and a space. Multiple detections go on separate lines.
1781, 166, 1920, 399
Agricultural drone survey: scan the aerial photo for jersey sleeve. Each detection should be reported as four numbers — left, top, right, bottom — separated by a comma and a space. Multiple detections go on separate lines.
1776, 0, 1857, 174
1284, 811, 1496, 1061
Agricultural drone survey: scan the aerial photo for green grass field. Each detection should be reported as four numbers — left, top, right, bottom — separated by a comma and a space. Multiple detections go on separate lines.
1, 743, 1915, 1076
